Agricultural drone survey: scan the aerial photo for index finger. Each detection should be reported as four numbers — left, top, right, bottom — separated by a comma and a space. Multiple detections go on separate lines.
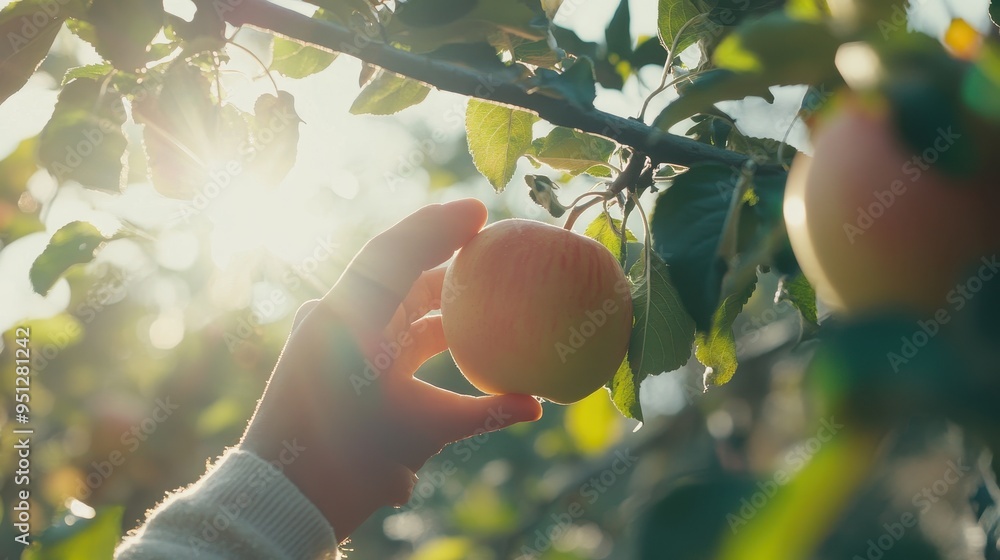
322, 198, 488, 337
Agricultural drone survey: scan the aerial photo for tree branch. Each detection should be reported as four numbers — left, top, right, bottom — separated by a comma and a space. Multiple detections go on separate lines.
223, 0, 757, 169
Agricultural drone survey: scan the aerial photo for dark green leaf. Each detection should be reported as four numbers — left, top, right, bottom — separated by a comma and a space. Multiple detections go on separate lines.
529, 57, 597, 108
781, 273, 817, 325
639, 475, 758, 560
653, 68, 774, 132
385, 0, 547, 53
0, 0, 71, 105
654, 13, 840, 131
38, 78, 128, 191
30, 221, 110, 295
697, 275, 756, 387
87, 0, 163, 70
350, 71, 431, 115
650, 163, 736, 330
630, 36, 668, 68
529, 127, 615, 176
628, 252, 697, 379
605, 0, 632, 61
23, 507, 123, 559
271, 37, 336, 79
992, 1, 999, 30
712, 12, 840, 84
465, 100, 537, 192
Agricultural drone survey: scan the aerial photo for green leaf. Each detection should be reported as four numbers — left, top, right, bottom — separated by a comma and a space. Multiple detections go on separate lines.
605, 0, 632, 60
653, 68, 775, 132
657, 0, 705, 55
781, 273, 817, 325
38, 78, 128, 191
23, 507, 123, 560
270, 37, 336, 79
30, 221, 109, 296
350, 71, 431, 115
584, 213, 636, 261
87, 0, 163, 71
607, 356, 643, 421
132, 62, 236, 198
992, 1, 1000, 30
530, 57, 598, 108
628, 252, 697, 379
61, 63, 113, 85
465, 100, 537, 192
385, 0, 547, 53
697, 275, 756, 387
248, 91, 302, 185
529, 127, 615, 176
650, 163, 736, 330
0, 0, 69, 106
712, 12, 840, 85
654, 13, 840, 132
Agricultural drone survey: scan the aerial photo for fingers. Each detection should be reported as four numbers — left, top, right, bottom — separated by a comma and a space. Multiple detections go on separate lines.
389, 315, 448, 377
425, 393, 544, 451
382, 268, 447, 340
323, 199, 487, 337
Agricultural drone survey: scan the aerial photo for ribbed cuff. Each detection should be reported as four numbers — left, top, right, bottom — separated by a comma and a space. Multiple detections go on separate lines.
194, 449, 338, 559
117, 448, 338, 560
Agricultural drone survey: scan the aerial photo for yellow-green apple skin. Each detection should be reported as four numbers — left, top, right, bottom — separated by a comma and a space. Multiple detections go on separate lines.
441, 219, 633, 404
783, 101, 998, 315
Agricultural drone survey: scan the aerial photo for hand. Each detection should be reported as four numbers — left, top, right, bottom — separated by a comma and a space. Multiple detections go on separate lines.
239, 199, 543, 539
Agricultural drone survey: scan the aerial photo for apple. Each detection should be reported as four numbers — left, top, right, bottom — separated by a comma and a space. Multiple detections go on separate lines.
783, 97, 1000, 315
441, 219, 633, 404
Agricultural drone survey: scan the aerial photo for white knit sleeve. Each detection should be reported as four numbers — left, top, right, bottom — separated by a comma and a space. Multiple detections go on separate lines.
115, 448, 339, 560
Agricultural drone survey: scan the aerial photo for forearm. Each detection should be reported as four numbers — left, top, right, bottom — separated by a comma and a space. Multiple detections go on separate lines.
115, 449, 339, 560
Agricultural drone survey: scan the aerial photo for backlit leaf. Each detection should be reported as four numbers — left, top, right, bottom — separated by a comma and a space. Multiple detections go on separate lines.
30, 221, 109, 296
465, 100, 537, 192
529, 127, 615, 176
697, 276, 756, 387
350, 71, 431, 116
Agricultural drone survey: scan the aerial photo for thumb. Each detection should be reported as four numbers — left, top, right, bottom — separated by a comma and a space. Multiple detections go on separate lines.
430, 393, 543, 449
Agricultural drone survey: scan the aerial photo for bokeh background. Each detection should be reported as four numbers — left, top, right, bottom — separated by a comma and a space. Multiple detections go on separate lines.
0, 0, 994, 558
